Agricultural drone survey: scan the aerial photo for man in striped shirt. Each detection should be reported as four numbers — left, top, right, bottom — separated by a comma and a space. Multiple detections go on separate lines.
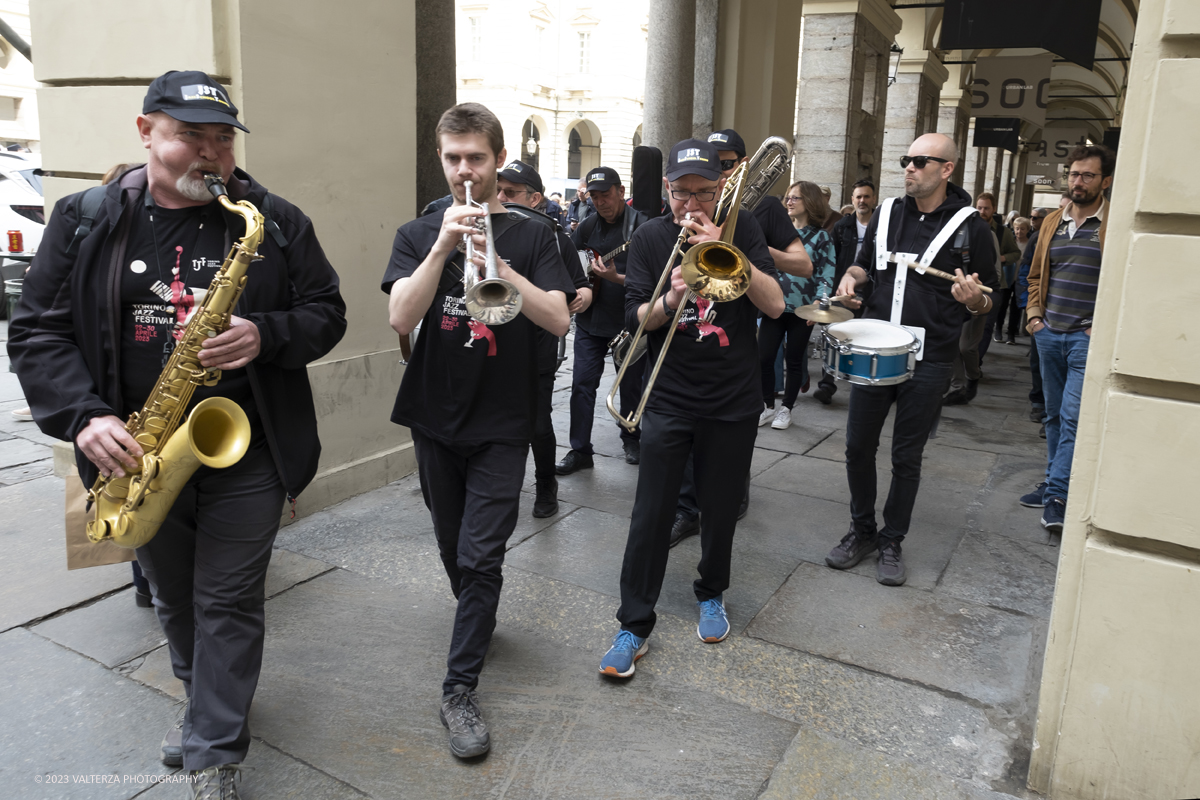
1022, 144, 1114, 533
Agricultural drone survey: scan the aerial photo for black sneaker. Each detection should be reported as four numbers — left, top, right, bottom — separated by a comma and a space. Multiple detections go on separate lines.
1041, 497, 1066, 533
825, 527, 879, 569
943, 389, 970, 406
1029, 406, 1045, 423
876, 539, 907, 586
965, 379, 979, 400
532, 478, 558, 518
623, 441, 641, 465
1020, 481, 1048, 508
668, 512, 700, 547
812, 385, 834, 405
161, 698, 187, 767
440, 686, 490, 758
555, 450, 594, 476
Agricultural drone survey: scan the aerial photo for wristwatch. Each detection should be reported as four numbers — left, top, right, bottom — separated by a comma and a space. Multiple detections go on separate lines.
662, 294, 676, 317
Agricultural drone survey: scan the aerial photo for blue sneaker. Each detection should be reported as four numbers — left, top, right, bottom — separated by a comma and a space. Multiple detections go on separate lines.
1020, 481, 1048, 508
599, 630, 648, 678
1041, 497, 1066, 533
697, 596, 730, 643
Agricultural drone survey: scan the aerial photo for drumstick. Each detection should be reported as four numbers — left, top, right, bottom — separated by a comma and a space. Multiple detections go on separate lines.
906, 262, 994, 294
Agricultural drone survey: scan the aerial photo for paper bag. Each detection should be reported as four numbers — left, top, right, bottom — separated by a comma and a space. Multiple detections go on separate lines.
65, 466, 136, 570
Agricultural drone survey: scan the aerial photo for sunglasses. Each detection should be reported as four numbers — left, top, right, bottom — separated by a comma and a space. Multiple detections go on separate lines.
719, 159, 739, 171
900, 155, 950, 170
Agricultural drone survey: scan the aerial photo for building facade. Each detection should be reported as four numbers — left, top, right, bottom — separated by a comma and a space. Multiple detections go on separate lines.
0, 0, 40, 150
454, 0, 647, 198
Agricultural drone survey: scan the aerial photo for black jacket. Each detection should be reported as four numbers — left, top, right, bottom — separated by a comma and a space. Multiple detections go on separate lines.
854, 183, 998, 363
829, 212, 864, 287
6, 166, 347, 498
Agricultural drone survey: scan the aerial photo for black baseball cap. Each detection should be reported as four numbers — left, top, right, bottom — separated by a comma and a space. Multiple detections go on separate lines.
707, 129, 746, 158
585, 166, 621, 192
666, 139, 722, 181
498, 161, 544, 194
143, 70, 249, 132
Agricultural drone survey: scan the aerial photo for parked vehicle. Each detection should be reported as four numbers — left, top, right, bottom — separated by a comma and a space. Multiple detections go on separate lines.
0, 152, 44, 254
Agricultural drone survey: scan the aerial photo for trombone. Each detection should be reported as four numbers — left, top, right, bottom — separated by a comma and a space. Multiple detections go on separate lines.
462, 180, 523, 325
604, 161, 755, 432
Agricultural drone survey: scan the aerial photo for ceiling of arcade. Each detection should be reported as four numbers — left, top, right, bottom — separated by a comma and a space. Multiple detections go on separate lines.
895, 0, 1137, 140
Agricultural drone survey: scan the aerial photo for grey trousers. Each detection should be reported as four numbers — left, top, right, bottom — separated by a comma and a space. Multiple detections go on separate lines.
135, 443, 285, 771
950, 314, 988, 392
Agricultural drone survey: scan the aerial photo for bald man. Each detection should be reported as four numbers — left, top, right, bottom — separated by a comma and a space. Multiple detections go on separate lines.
825, 133, 998, 586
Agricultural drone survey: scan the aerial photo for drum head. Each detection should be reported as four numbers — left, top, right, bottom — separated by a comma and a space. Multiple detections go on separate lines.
827, 318, 916, 348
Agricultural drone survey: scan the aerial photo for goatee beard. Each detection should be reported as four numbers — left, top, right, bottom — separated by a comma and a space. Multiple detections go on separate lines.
177, 163, 222, 202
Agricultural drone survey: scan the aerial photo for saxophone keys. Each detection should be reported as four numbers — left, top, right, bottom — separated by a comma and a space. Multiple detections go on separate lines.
135, 432, 158, 448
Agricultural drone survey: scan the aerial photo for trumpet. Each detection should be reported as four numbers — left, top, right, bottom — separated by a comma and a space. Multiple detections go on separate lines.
461, 180, 522, 325
604, 163, 755, 432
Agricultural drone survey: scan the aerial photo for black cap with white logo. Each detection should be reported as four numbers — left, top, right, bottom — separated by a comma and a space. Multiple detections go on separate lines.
665, 139, 722, 181
498, 161, 544, 194
143, 70, 249, 132
707, 129, 746, 158
585, 166, 621, 192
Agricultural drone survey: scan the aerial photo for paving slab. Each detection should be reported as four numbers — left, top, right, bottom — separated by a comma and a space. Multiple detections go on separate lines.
0, 476, 133, 632
937, 532, 1058, 619
747, 562, 1037, 707
32, 588, 166, 668
746, 417, 840, 456
0, 435, 51, 469
252, 568, 798, 800
264, 547, 335, 598
0, 458, 54, 485
121, 644, 185, 700
967, 453, 1057, 547
545, 446, 638, 518
761, 727, 1018, 800
0, 628, 177, 799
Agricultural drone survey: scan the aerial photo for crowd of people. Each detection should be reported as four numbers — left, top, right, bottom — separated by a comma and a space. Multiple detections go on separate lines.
6, 68, 1115, 797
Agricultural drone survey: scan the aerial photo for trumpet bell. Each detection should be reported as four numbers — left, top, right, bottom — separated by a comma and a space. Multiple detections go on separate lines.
681, 241, 751, 303
465, 278, 523, 325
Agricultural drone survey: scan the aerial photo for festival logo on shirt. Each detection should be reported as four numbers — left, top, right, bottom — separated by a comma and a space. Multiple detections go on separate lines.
675, 297, 729, 346
128, 245, 213, 366
466, 319, 497, 356
441, 294, 497, 356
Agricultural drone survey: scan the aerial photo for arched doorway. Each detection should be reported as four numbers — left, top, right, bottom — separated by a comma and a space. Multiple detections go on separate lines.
632, 124, 642, 150
521, 118, 542, 173
565, 119, 602, 180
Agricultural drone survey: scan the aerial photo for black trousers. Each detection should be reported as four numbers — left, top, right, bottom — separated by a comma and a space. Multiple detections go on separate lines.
135, 444, 285, 771
758, 312, 813, 409
845, 360, 952, 542
412, 430, 528, 695
996, 287, 1021, 338
1029, 327, 1044, 410
568, 328, 643, 454
532, 371, 556, 481
617, 410, 757, 638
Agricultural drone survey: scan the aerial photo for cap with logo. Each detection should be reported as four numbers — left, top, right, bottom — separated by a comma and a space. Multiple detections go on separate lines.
666, 139, 722, 181
707, 129, 746, 159
143, 70, 249, 133
498, 161, 544, 194
584, 166, 621, 192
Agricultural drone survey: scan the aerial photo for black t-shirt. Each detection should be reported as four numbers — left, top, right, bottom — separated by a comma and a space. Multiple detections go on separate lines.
571, 207, 635, 338
623, 210, 778, 422
753, 196, 801, 254
383, 208, 572, 447
119, 200, 259, 432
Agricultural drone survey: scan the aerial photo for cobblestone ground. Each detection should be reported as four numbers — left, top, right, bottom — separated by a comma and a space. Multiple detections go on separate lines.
2, 319, 1055, 799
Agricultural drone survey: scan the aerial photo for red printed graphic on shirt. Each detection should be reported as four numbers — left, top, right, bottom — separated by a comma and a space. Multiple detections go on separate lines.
466, 319, 497, 356
679, 297, 729, 346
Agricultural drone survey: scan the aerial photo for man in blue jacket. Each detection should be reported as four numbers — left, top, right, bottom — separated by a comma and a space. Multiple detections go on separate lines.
7, 70, 346, 799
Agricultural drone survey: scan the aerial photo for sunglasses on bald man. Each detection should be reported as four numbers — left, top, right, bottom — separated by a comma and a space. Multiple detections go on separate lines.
900, 155, 950, 170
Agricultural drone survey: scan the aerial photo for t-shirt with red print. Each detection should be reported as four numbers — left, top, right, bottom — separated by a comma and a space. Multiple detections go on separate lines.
382, 208, 572, 447
118, 200, 257, 429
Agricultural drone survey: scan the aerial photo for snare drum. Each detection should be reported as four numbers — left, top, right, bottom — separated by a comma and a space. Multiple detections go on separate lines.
821, 319, 920, 386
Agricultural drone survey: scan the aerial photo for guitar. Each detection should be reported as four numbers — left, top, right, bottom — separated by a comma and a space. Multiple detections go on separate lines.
579, 242, 631, 286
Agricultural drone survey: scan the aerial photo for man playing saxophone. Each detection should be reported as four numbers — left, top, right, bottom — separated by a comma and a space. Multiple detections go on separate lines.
7, 70, 346, 799
599, 139, 784, 678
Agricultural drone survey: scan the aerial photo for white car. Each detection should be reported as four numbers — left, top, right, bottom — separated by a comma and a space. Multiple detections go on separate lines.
0, 151, 44, 254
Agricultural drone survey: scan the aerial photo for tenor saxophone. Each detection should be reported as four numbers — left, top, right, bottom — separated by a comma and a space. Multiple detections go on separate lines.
86, 174, 262, 548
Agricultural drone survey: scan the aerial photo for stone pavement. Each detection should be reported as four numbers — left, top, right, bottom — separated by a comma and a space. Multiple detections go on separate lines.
1, 318, 1060, 799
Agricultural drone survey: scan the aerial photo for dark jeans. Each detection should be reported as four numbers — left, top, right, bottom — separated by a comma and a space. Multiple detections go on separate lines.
412, 431, 528, 695
568, 328, 643, 454
950, 315, 987, 392
532, 371, 556, 480
1034, 327, 1090, 501
759, 312, 813, 409
617, 410, 757, 638
1028, 324, 1044, 410
845, 360, 952, 542
996, 287, 1021, 339
135, 444, 285, 771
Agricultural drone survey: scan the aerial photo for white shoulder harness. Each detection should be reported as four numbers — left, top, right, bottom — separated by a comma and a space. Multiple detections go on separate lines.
874, 197, 978, 324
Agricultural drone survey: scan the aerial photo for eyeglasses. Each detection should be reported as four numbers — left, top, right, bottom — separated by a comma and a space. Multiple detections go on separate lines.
669, 189, 718, 202
1067, 171, 1099, 183
497, 186, 530, 196
719, 159, 739, 171
900, 155, 950, 170
784, 195, 801, 204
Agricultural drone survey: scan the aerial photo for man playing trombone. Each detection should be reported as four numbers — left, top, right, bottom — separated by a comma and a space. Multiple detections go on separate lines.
384, 103, 572, 758
599, 139, 784, 678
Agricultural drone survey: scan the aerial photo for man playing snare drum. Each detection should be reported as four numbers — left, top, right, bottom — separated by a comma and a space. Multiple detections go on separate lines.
825, 133, 997, 586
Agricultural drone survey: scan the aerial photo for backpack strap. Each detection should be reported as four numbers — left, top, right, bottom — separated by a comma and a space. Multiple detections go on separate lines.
260, 193, 288, 248
65, 185, 108, 258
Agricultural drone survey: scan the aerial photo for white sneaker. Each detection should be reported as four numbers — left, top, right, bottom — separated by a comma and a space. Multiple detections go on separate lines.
758, 406, 775, 427
11, 407, 33, 421
771, 406, 792, 430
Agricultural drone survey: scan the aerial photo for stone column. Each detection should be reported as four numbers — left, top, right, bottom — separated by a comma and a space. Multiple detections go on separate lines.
32, 0, 420, 518
643, 0, 695, 156
692, 0, 719, 139
793, 0, 901, 206
878, 54, 948, 200
998, 149, 1013, 213
937, 63, 971, 188
989, 147, 1003, 197
415, 0, 456, 211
